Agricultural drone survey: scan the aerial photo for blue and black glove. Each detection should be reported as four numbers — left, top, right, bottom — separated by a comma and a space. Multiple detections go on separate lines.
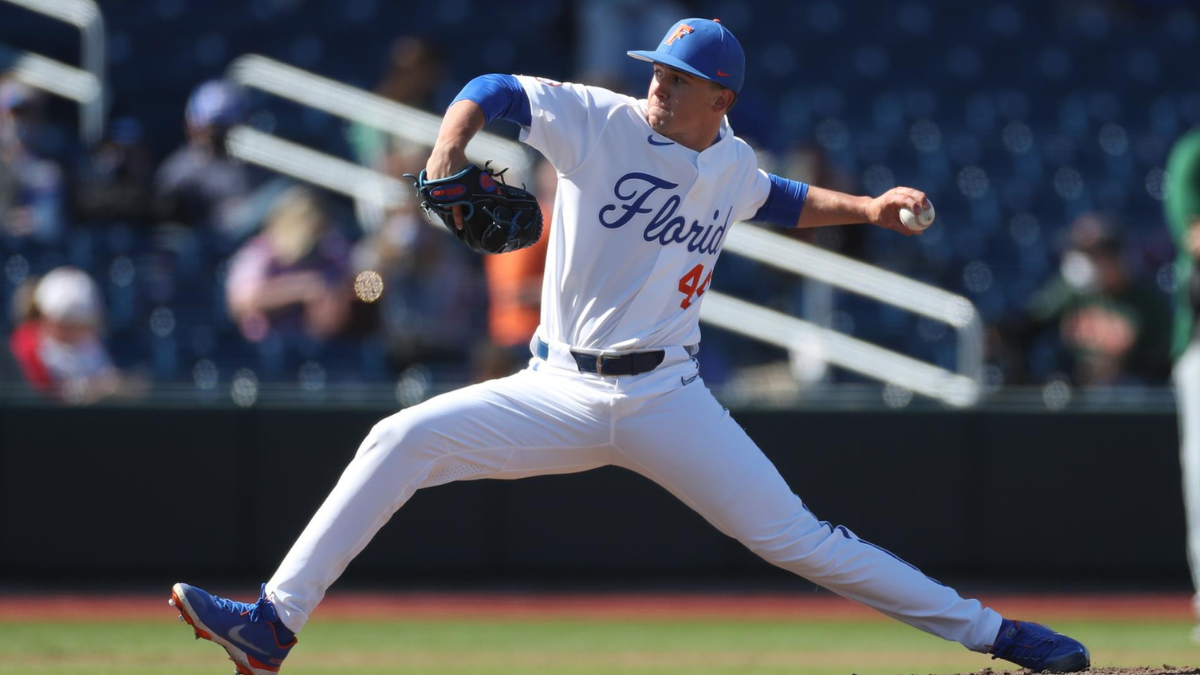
406, 162, 543, 255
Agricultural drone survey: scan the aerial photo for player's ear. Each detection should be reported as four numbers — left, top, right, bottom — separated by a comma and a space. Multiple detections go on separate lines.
712, 88, 734, 114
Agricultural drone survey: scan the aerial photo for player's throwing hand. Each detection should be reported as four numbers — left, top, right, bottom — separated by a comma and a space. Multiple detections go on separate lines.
867, 187, 932, 236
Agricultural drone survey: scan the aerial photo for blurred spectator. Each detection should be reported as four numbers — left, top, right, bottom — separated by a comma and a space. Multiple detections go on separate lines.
0, 79, 66, 244
225, 186, 353, 343
8, 267, 143, 403
71, 116, 156, 223
352, 148, 483, 377
0, 77, 68, 158
348, 37, 446, 232
481, 157, 554, 373
155, 80, 264, 242
1165, 126, 1200, 638
1006, 213, 1171, 386
349, 37, 446, 171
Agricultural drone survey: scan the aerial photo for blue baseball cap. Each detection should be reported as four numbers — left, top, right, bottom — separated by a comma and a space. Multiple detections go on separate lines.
185, 80, 247, 129
627, 18, 745, 94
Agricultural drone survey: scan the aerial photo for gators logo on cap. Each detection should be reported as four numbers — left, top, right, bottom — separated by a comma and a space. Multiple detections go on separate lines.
479, 173, 496, 192
665, 24, 694, 45
431, 184, 466, 201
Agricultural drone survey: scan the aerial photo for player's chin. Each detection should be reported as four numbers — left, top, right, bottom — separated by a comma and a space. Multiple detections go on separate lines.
648, 111, 671, 131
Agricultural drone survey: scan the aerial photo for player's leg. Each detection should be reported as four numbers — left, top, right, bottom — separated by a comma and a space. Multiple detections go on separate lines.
609, 363, 1086, 671
611, 371, 998, 649
1174, 342, 1200, 634
172, 366, 615, 673
267, 367, 614, 631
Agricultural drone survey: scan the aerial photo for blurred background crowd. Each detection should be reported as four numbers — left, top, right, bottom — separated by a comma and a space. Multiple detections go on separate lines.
0, 0, 1194, 406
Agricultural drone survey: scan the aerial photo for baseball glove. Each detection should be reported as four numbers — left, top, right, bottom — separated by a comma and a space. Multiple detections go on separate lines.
405, 162, 543, 255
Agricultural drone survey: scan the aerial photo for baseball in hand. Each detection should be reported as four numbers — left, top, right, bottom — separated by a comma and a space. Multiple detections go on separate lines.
899, 201, 936, 231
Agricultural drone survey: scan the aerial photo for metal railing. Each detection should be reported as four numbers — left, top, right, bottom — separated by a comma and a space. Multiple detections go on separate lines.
227, 55, 528, 177
1, 0, 105, 144
699, 289, 980, 407
721, 225, 984, 388
0, 45, 101, 107
226, 126, 410, 208
221, 55, 984, 407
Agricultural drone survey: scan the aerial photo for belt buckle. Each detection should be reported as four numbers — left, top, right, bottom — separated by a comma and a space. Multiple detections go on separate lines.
594, 355, 605, 375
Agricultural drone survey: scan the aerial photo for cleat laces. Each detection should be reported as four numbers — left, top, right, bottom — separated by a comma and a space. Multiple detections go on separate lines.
210, 584, 273, 624
206, 584, 295, 646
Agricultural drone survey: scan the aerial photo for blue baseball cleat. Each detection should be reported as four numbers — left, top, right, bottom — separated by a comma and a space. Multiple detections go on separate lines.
989, 618, 1091, 673
170, 582, 297, 675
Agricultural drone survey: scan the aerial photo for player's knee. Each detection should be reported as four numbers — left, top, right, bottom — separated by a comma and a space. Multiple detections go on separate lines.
357, 410, 441, 461
743, 524, 816, 560
738, 512, 834, 569
748, 520, 865, 579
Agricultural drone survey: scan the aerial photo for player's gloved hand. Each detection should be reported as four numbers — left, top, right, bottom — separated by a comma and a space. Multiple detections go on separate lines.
866, 187, 929, 237
405, 161, 544, 255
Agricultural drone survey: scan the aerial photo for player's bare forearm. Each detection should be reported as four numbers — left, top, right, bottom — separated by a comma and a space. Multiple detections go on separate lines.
427, 100, 486, 179
795, 186, 872, 229
797, 185, 929, 236
424, 100, 487, 231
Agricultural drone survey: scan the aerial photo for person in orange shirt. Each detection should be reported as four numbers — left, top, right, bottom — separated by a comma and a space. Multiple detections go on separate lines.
481, 158, 555, 372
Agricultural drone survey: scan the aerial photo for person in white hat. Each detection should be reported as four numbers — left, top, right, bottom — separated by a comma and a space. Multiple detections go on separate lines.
8, 267, 136, 403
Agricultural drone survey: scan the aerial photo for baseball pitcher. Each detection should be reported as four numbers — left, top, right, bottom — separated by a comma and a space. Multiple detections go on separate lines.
171, 19, 1090, 675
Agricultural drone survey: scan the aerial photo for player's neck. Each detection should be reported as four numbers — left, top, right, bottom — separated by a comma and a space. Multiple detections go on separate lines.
667, 123, 723, 153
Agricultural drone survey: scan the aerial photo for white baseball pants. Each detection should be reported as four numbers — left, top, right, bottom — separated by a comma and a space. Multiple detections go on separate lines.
1174, 342, 1200, 616
267, 339, 1002, 651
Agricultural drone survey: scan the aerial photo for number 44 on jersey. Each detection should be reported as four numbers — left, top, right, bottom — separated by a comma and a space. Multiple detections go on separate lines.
678, 263, 713, 309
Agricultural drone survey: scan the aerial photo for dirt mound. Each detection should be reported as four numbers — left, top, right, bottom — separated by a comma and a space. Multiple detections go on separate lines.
931, 662, 1200, 667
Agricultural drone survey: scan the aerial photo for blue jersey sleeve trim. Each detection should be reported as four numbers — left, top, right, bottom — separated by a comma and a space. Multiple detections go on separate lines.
752, 173, 809, 227
450, 74, 532, 127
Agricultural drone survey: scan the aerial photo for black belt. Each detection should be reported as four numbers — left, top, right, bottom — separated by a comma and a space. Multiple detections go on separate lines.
534, 338, 698, 376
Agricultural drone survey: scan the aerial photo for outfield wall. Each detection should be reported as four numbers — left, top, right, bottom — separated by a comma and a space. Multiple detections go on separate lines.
0, 403, 1184, 585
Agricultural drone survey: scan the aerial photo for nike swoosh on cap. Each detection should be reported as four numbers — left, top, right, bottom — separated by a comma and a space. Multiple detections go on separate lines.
717, 70, 731, 77
647, 135, 674, 146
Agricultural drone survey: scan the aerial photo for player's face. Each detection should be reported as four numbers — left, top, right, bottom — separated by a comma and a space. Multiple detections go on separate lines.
646, 65, 725, 138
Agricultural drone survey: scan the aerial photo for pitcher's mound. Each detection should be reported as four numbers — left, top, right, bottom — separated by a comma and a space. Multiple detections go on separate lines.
936, 662, 1200, 667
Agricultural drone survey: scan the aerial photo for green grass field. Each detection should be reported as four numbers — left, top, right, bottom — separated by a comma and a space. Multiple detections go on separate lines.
0, 617, 1194, 675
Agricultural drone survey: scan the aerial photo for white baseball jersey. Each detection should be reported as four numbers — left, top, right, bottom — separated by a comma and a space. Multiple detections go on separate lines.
515, 76, 771, 352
